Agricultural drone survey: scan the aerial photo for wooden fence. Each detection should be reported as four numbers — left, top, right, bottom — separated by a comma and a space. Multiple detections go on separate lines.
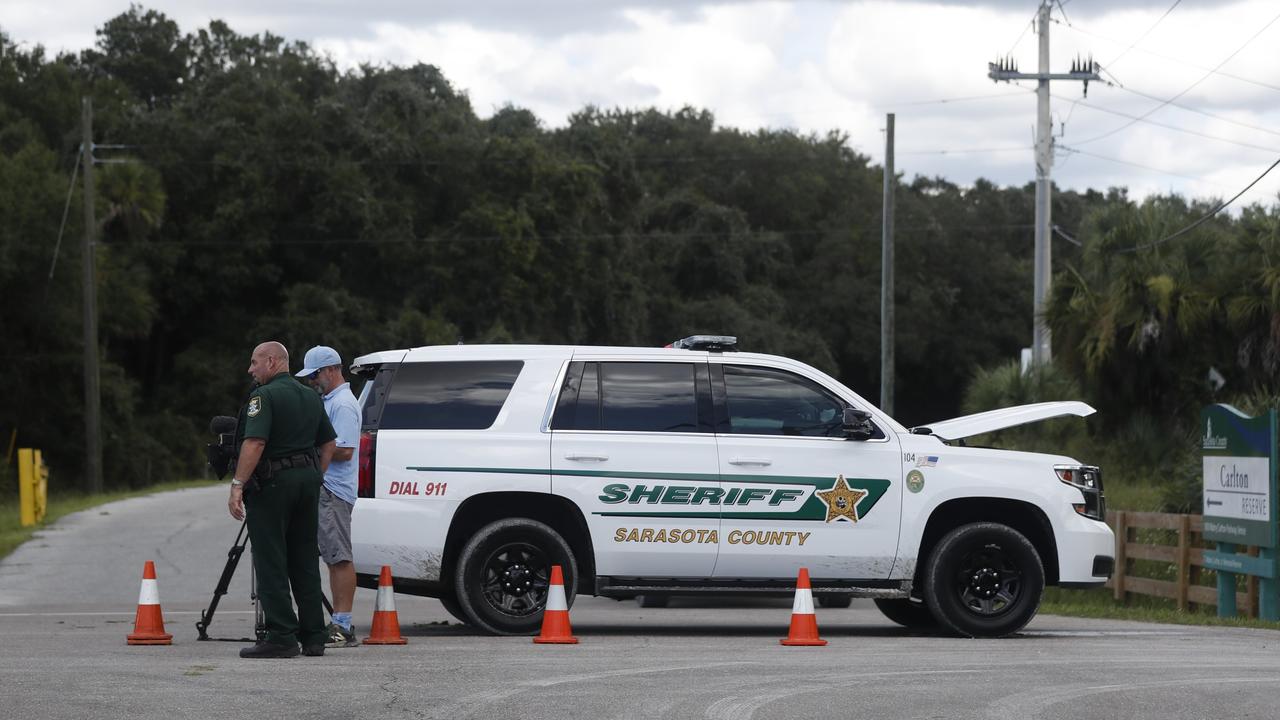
1105, 510, 1261, 617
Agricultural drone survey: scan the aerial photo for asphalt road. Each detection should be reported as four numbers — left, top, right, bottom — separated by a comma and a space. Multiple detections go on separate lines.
2, 485, 1278, 720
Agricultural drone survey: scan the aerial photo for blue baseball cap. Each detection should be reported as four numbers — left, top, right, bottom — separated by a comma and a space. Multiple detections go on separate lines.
297, 345, 342, 377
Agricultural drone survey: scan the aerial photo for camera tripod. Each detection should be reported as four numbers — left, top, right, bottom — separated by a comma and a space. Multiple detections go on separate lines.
196, 520, 333, 641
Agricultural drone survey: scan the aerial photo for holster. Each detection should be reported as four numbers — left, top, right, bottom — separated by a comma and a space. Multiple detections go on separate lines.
252, 450, 320, 486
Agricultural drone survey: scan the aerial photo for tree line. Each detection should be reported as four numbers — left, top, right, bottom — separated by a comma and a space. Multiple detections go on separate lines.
1, 6, 1276, 493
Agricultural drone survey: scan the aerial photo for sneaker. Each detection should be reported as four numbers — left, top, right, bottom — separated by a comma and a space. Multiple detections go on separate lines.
239, 641, 300, 659
324, 622, 358, 648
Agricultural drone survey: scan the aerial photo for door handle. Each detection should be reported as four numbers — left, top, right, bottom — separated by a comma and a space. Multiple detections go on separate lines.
564, 452, 609, 462
728, 457, 772, 467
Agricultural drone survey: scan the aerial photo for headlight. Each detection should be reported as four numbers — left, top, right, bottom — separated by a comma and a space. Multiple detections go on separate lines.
1055, 465, 1105, 521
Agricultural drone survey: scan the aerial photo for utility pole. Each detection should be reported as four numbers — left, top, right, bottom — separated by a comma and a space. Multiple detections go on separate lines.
81, 96, 102, 494
988, 1, 1099, 366
880, 113, 895, 415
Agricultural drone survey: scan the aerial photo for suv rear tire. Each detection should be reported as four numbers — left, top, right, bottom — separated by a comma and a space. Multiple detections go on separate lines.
454, 518, 578, 635
921, 522, 1043, 638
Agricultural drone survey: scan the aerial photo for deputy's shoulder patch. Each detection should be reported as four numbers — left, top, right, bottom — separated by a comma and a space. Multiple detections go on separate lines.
247, 396, 262, 417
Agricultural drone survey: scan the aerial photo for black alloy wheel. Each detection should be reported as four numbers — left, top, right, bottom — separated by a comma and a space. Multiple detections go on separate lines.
454, 518, 577, 635
922, 522, 1044, 638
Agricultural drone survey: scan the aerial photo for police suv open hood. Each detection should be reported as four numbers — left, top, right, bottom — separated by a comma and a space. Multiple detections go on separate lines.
912, 401, 1096, 441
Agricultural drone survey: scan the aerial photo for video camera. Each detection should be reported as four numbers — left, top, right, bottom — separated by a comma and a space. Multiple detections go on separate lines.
206, 415, 239, 480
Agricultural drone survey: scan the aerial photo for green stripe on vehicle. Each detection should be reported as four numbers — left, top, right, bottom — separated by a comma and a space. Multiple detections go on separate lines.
406, 465, 891, 522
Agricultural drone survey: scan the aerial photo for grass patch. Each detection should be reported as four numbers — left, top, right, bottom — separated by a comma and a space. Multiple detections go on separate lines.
1042, 587, 1280, 631
1102, 482, 1164, 513
0, 478, 220, 560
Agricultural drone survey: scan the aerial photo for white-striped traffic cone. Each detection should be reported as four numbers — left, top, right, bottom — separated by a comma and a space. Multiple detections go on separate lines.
127, 560, 173, 645
533, 564, 578, 644
363, 565, 407, 645
780, 567, 827, 646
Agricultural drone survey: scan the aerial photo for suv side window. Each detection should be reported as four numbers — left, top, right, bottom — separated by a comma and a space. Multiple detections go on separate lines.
554, 361, 704, 433
721, 364, 862, 438
601, 362, 699, 433
551, 362, 601, 431
379, 361, 523, 430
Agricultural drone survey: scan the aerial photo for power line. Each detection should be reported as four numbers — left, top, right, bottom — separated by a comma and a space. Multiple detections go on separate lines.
47, 150, 82, 282
122, 141, 1036, 168
897, 146, 1030, 156
1104, 0, 1182, 70
729, 89, 1035, 122
1058, 16, 1280, 95
121, 221, 1043, 249
1116, 154, 1280, 254
881, 89, 1034, 109
1057, 145, 1228, 187
1111, 84, 1280, 139
1006, 11, 1037, 57
1051, 93, 1280, 154
116, 149, 870, 168
1071, 9, 1280, 146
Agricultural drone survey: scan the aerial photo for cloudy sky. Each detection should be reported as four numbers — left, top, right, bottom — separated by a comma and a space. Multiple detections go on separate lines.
7, 1, 1279, 207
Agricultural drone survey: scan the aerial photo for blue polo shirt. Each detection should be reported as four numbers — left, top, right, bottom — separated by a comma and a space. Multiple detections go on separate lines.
321, 382, 360, 504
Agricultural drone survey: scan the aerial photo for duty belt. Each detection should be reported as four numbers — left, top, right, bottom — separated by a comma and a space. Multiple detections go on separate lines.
267, 453, 318, 473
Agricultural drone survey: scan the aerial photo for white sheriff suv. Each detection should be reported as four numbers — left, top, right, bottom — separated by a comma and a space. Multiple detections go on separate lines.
349, 336, 1113, 638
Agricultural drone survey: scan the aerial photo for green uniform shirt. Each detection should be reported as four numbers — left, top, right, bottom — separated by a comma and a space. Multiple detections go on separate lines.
244, 372, 337, 459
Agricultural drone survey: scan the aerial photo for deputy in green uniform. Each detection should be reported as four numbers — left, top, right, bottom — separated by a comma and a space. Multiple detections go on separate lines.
228, 341, 337, 659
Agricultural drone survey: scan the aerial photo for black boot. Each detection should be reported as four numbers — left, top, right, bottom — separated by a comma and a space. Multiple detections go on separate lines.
239, 641, 300, 659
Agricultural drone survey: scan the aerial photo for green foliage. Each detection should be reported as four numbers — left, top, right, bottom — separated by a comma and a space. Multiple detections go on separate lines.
960, 360, 1087, 454
968, 193, 1280, 512
1, 7, 1278, 496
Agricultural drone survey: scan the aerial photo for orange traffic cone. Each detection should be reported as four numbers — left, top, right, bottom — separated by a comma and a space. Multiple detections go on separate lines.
363, 565, 407, 645
780, 567, 827, 646
127, 560, 173, 645
533, 564, 578, 644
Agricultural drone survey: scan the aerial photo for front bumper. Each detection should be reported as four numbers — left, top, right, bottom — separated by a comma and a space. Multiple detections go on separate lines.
1056, 511, 1115, 585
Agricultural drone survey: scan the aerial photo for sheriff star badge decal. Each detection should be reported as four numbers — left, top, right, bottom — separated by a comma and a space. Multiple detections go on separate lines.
816, 474, 868, 523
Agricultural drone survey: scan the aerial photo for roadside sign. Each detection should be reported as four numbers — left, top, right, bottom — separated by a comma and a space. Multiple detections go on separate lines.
1200, 404, 1278, 620
1201, 405, 1276, 547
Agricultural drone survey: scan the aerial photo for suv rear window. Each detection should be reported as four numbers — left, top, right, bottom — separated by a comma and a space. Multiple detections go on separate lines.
359, 366, 397, 431
379, 361, 523, 430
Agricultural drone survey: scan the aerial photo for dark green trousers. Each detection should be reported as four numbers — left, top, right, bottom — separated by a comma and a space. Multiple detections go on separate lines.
246, 468, 326, 648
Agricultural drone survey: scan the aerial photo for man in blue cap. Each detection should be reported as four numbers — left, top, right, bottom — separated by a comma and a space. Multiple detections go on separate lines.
298, 345, 361, 648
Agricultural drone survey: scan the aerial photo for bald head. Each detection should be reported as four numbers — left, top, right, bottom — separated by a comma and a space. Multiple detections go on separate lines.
248, 341, 291, 384
255, 341, 289, 364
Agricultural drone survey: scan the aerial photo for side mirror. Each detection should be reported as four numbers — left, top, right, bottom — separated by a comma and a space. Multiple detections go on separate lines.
842, 407, 875, 441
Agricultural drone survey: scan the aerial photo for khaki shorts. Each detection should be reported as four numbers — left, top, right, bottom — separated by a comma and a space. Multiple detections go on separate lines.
317, 486, 353, 565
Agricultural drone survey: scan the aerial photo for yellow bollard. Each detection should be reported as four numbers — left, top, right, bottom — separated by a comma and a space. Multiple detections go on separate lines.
18, 448, 34, 527
34, 449, 47, 525
17, 448, 47, 527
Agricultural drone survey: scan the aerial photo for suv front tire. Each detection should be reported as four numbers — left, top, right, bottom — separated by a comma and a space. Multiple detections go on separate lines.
454, 518, 578, 635
921, 522, 1044, 638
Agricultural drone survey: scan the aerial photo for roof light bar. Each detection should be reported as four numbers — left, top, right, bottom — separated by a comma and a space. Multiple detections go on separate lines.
668, 335, 738, 352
